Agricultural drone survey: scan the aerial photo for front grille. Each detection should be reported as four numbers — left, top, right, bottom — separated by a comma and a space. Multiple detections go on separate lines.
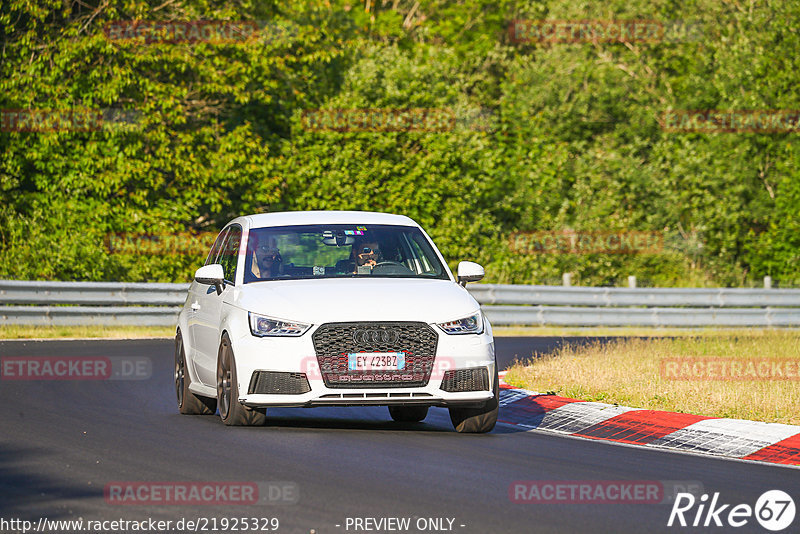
312, 322, 438, 388
248, 371, 311, 395
440, 368, 489, 392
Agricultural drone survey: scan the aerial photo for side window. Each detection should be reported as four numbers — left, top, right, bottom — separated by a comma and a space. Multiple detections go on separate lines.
218, 225, 242, 284
205, 229, 229, 266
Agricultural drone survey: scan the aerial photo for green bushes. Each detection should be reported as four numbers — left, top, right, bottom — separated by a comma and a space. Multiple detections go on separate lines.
1, 0, 798, 286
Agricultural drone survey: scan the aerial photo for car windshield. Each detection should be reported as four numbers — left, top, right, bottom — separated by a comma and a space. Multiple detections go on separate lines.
242, 224, 450, 283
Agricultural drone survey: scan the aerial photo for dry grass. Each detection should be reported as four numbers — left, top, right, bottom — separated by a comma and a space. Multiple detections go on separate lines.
0, 325, 175, 340
504, 330, 800, 425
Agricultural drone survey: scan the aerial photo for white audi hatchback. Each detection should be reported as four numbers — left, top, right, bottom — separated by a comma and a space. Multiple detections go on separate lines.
175, 211, 498, 432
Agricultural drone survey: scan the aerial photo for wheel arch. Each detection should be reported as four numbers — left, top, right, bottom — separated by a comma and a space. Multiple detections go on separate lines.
175, 326, 203, 389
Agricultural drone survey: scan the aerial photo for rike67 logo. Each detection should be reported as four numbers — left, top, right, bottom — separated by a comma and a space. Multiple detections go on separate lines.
668, 490, 795, 531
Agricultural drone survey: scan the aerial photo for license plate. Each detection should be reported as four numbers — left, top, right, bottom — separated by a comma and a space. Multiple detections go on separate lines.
347, 352, 406, 371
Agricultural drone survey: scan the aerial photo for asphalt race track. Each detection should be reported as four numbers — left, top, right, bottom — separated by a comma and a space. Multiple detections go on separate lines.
1, 338, 798, 534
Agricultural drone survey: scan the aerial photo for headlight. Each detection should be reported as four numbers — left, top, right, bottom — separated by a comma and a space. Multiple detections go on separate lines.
436, 311, 484, 335
248, 312, 311, 337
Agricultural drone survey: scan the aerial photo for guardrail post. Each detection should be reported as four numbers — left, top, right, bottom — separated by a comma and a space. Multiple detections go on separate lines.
562, 273, 572, 287
764, 276, 772, 289
627, 275, 637, 288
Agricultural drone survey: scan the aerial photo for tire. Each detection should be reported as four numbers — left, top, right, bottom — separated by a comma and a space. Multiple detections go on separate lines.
175, 331, 217, 415
448, 364, 499, 433
388, 405, 429, 423
217, 333, 266, 426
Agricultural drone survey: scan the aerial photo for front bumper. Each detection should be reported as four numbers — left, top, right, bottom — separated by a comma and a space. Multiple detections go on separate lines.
231, 323, 495, 408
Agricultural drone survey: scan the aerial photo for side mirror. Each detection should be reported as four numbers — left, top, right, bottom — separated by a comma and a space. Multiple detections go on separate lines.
457, 261, 484, 286
195, 264, 225, 295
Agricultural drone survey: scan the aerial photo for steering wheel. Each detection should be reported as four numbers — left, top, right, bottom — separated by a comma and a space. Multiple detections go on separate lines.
371, 261, 414, 275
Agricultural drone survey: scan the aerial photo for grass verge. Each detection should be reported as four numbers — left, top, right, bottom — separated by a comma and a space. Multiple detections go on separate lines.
0, 325, 175, 340
504, 331, 800, 425
492, 326, 800, 337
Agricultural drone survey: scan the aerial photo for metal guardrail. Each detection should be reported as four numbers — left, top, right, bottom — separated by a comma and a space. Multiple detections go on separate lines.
1, 306, 180, 326
468, 284, 800, 308
0, 280, 189, 306
2, 280, 800, 327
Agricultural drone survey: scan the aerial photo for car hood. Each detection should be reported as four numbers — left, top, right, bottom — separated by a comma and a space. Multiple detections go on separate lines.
233, 278, 480, 324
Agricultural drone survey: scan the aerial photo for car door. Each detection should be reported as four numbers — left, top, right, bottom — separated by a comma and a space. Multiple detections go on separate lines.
193, 225, 241, 386
187, 228, 228, 361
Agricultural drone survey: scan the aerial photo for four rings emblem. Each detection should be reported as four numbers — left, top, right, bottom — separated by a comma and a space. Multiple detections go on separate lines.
353, 328, 400, 345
